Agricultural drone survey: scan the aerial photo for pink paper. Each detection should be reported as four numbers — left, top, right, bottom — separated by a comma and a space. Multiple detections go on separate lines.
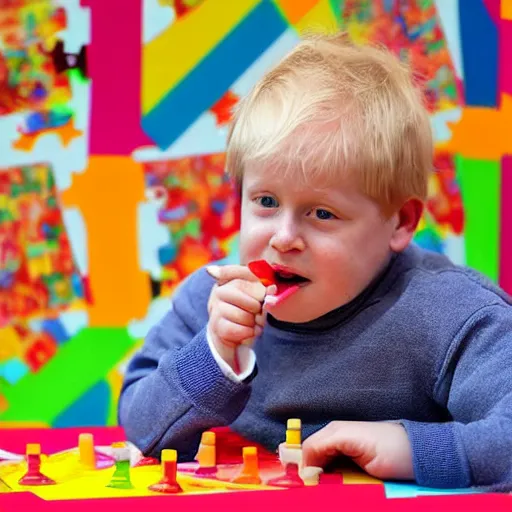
80, 0, 152, 155
500, 155, 512, 294
500, 21, 512, 96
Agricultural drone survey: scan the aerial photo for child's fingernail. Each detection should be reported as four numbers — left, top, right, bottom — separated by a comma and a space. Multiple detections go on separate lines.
266, 284, 277, 295
206, 265, 220, 279
255, 326, 263, 337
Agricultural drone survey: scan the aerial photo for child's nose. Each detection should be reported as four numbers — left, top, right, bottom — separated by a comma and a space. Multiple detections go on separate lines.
269, 220, 305, 253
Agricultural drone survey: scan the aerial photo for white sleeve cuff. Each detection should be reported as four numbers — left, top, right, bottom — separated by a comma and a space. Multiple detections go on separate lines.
206, 328, 256, 383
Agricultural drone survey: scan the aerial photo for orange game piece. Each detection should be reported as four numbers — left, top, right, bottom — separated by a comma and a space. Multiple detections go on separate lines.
232, 446, 262, 484
148, 449, 183, 494
18, 444, 56, 486
195, 431, 217, 475
78, 433, 96, 469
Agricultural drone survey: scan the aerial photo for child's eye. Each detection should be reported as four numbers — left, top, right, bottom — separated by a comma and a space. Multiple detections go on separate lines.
255, 196, 278, 208
310, 208, 336, 220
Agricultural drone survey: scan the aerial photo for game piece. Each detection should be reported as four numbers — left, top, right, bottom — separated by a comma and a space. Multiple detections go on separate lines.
78, 433, 96, 469
267, 462, 305, 488
279, 419, 303, 467
300, 466, 323, 486
18, 444, 56, 486
232, 446, 262, 484
195, 431, 217, 475
286, 418, 301, 448
106, 446, 133, 489
148, 449, 183, 494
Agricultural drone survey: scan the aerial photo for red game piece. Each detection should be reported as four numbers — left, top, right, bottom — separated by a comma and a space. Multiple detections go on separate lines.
18, 444, 56, 486
267, 463, 305, 488
148, 449, 182, 494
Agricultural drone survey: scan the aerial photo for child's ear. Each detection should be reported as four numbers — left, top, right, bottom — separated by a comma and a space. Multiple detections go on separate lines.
389, 198, 424, 252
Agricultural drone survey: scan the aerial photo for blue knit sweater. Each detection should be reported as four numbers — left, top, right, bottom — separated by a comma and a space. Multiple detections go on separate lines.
118, 245, 512, 490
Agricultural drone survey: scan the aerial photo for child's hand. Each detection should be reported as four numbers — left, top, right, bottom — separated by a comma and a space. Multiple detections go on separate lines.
302, 421, 414, 481
206, 265, 275, 370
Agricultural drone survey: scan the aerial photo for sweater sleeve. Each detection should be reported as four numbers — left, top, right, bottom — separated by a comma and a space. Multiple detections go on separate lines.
401, 304, 512, 490
118, 272, 253, 460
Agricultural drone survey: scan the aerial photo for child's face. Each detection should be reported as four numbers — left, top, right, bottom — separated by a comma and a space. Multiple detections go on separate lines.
239, 163, 400, 323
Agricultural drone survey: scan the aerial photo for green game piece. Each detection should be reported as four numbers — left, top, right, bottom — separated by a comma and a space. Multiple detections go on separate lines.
107, 449, 133, 489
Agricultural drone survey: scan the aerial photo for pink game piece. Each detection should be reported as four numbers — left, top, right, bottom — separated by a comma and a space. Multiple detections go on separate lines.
18, 444, 56, 486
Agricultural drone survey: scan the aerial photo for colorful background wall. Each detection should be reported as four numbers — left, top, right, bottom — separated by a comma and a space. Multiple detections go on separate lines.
0, 0, 510, 428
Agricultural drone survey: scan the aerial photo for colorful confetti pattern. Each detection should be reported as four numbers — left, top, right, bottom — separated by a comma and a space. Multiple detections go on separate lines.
0, 0, 510, 428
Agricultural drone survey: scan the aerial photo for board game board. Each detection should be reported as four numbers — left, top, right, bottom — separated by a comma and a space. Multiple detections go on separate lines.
0, 425, 510, 512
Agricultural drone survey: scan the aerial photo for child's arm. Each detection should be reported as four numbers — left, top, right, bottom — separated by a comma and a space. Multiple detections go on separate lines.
303, 304, 512, 490
118, 269, 254, 460
400, 302, 512, 490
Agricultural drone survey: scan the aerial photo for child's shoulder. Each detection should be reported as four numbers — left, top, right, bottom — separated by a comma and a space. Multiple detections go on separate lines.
399, 244, 511, 311
172, 265, 216, 307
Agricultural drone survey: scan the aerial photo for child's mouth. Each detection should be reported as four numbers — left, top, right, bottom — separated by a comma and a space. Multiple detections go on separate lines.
247, 260, 310, 308
273, 269, 310, 296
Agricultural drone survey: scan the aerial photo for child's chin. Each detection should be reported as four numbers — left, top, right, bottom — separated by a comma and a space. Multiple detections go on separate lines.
269, 304, 317, 324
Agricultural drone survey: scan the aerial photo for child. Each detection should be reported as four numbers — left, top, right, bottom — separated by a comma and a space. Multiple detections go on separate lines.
118, 34, 512, 490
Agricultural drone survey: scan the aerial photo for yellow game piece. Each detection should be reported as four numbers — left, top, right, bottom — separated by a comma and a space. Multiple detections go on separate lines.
195, 431, 217, 474
286, 418, 301, 447
26, 444, 41, 456
78, 433, 96, 469
201, 431, 216, 446
161, 449, 177, 462
197, 431, 216, 467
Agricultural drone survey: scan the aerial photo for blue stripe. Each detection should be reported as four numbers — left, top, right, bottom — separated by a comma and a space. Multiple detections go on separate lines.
458, 0, 498, 107
142, 0, 287, 149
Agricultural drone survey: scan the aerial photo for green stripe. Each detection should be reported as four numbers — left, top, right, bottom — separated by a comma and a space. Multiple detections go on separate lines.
456, 155, 501, 282
0, 328, 135, 424
329, 0, 342, 24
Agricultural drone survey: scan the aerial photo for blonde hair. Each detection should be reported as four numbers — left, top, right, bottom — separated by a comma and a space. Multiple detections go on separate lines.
226, 33, 433, 216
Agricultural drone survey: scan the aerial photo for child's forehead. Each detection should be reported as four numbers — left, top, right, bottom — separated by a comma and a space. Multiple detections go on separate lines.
241, 161, 371, 209
243, 160, 355, 193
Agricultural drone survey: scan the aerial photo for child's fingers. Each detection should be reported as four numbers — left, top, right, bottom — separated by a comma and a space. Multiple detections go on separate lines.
216, 283, 264, 313
206, 265, 263, 286
216, 317, 256, 343
218, 302, 256, 328
255, 313, 266, 328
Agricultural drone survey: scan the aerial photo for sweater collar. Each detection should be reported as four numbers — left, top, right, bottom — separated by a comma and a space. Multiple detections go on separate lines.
266, 251, 401, 334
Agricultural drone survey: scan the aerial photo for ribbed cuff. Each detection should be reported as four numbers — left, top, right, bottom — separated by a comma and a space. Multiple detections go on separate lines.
400, 420, 472, 488
171, 329, 251, 422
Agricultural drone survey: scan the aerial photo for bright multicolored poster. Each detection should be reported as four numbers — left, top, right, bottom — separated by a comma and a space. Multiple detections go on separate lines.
0, 0, 510, 427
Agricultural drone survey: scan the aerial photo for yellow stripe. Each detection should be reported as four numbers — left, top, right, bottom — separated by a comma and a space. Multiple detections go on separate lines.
502, 0, 512, 20
294, 0, 337, 34
143, 0, 262, 114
